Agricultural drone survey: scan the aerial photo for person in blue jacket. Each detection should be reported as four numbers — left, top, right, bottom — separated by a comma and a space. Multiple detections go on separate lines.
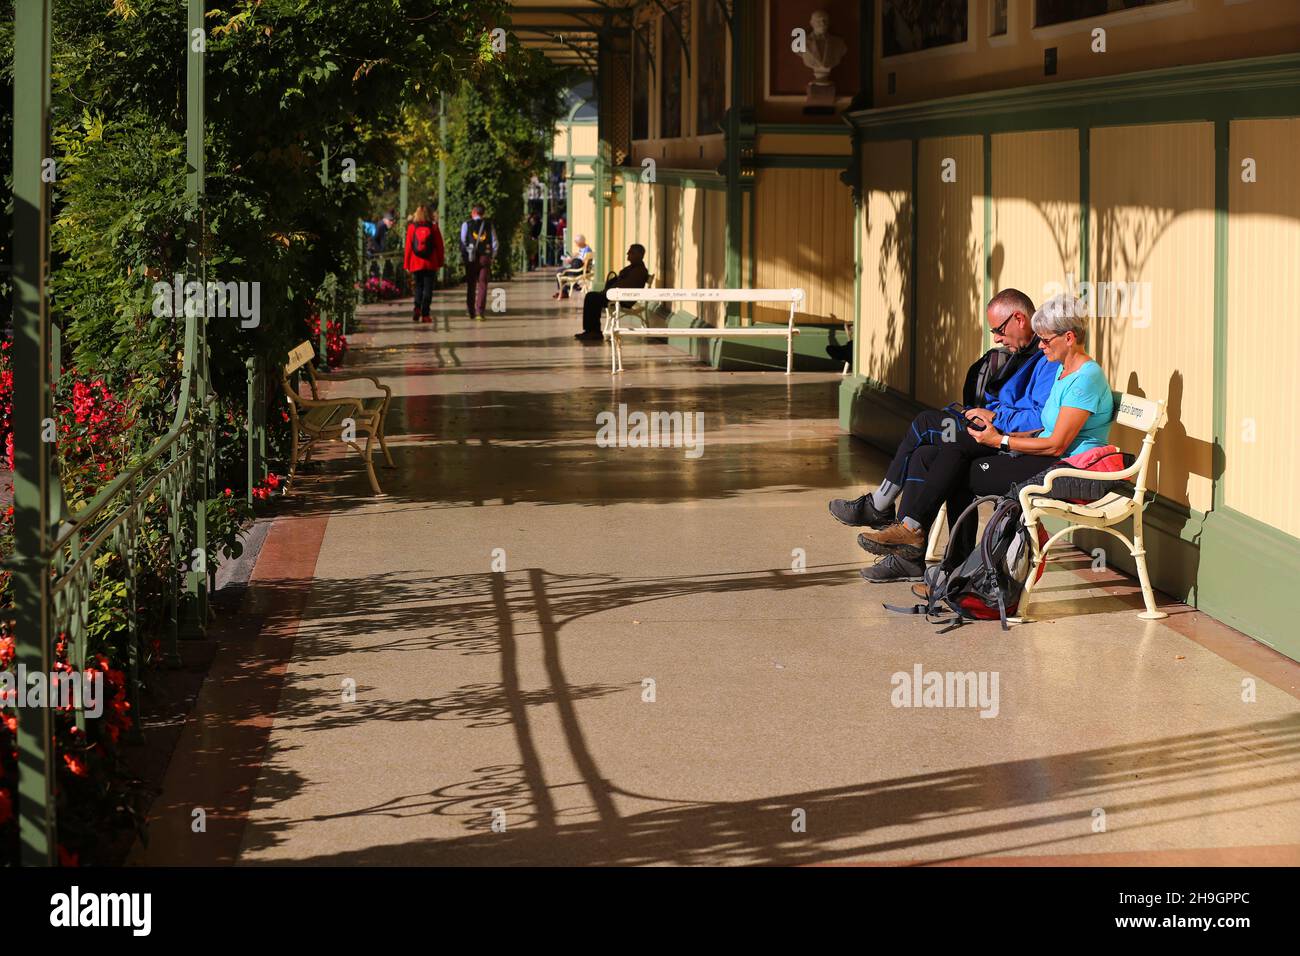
828, 288, 1060, 582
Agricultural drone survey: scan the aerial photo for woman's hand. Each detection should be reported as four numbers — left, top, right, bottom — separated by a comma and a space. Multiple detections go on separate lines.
971, 422, 1004, 447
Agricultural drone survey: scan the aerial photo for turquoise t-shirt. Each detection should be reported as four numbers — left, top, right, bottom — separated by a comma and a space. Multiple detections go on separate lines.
1038, 360, 1114, 456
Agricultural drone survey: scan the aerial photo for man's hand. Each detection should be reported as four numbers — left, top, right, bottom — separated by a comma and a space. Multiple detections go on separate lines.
965, 408, 994, 427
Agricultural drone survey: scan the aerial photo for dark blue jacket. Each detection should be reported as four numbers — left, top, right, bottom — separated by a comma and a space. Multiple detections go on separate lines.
987, 349, 1060, 434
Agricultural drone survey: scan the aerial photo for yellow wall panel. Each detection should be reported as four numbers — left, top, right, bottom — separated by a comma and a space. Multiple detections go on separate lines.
1090, 122, 1215, 513
915, 136, 984, 410
1225, 118, 1300, 537
991, 129, 1080, 313
752, 168, 854, 326
858, 139, 912, 391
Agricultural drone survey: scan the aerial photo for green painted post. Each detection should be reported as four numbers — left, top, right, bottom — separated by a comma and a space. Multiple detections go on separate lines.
399, 159, 410, 290
723, 0, 756, 323
184, 0, 208, 637
12, 0, 56, 867
246, 357, 257, 506
541, 143, 551, 267
438, 93, 447, 284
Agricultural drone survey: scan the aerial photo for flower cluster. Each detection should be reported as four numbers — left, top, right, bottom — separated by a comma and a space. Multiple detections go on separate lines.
247, 472, 282, 501
359, 275, 402, 302
0, 340, 13, 471
306, 311, 348, 369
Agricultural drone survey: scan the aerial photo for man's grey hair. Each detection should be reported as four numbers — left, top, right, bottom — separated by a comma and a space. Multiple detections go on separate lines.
988, 288, 1035, 322
1032, 294, 1089, 345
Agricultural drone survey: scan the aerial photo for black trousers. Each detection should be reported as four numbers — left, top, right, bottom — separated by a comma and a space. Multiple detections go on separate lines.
936, 452, 1065, 556
889, 409, 999, 528
412, 269, 435, 317
582, 290, 608, 334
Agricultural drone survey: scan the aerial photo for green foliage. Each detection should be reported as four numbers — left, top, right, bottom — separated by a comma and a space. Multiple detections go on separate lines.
411, 49, 570, 281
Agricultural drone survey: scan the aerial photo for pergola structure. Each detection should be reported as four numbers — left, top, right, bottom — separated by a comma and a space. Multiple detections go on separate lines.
506, 0, 756, 295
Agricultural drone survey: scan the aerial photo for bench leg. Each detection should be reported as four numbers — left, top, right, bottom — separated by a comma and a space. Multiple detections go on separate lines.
376, 405, 396, 468
345, 434, 384, 496
1131, 513, 1167, 620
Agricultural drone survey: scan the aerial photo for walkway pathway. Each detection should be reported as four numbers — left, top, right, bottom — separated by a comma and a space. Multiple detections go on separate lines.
135, 273, 1300, 866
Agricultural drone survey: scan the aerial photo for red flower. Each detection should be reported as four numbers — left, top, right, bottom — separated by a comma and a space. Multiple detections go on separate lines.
63, 754, 88, 777
0, 788, 12, 828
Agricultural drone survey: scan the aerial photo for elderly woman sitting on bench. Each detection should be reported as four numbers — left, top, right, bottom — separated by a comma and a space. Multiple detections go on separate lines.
856, 294, 1116, 582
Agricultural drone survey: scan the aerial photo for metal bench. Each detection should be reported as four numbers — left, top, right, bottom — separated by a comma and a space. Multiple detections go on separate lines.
607, 288, 804, 375
281, 341, 393, 496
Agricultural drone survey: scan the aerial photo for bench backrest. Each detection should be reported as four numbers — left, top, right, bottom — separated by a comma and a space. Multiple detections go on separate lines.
286, 341, 316, 376
1112, 391, 1167, 496
608, 287, 804, 330
283, 341, 320, 412
606, 287, 804, 304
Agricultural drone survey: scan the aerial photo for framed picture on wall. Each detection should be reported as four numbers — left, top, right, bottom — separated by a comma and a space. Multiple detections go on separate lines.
882, 0, 970, 58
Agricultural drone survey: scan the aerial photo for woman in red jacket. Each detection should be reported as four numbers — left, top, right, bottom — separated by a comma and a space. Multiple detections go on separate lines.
404, 205, 445, 322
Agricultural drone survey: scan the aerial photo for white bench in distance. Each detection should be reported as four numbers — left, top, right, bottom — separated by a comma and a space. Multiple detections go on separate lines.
606, 287, 804, 375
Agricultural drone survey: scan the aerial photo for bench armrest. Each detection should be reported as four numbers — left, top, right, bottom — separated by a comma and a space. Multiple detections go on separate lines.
322, 374, 391, 399
291, 395, 365, 414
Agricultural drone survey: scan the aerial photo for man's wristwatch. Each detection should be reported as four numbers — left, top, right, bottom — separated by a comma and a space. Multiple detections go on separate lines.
999, 434, 1011, 451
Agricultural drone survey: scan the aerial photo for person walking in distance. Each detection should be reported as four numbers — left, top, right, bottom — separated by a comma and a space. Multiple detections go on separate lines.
404, 205, 445, 323
459, 203, 498, 321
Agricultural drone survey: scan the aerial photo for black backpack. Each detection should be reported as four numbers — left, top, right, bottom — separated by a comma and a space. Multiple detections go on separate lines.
412, 224, 436, 258
886, 496, 1047, 633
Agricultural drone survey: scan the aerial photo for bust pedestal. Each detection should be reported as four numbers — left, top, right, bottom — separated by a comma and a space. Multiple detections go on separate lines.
803, 81, 837, 114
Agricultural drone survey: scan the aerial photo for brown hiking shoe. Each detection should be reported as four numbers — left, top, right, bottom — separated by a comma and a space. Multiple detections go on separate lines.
857, 522, 925, 560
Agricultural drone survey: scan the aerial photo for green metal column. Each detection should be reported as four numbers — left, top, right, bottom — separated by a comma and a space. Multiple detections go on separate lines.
438, 93, 447, 284
723, 0, 757, 323
12, 0, 56, 867
399, 159, 410, 289
541, 144, 551, 266
183, 0, 209, 636
594, 33, 610, 285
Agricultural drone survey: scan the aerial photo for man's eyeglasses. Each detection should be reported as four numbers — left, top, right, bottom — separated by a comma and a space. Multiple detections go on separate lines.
991, 311, 1019, 337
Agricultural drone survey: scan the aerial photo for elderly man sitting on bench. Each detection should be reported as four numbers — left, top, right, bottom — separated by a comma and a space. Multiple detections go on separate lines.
574, 243, 649, 342
828, 288, 1060, 582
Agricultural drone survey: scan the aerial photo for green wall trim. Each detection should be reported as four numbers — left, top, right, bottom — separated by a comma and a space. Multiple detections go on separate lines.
615, 165, 727, 190
1211, 119, 1230, 511
756, 123, 853, 136
982, 132, 991, 353
847, 53, 1300, 140
753, 155, 854, 170
1199, 507, 1300, 662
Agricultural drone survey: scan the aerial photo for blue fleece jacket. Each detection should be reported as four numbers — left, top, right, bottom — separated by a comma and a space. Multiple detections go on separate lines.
986, 349, 1061, 434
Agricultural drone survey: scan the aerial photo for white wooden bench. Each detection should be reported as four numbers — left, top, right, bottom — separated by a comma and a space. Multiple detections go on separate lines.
922, 391, 1168, 620
607, 288, 804, 375
1017, 392, 1168, 621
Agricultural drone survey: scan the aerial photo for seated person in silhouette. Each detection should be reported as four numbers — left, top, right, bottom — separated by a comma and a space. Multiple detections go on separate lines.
553, 235, 593, 298
574, 244, 649, 342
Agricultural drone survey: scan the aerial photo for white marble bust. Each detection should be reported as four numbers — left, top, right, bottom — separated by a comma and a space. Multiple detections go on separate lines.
801, 10, 848, 83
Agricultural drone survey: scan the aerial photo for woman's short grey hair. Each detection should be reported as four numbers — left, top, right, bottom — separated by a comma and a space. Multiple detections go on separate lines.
1032, 294, 1089, 345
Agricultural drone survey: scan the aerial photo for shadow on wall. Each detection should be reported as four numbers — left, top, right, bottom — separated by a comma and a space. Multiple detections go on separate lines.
863, 190, 912, 389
